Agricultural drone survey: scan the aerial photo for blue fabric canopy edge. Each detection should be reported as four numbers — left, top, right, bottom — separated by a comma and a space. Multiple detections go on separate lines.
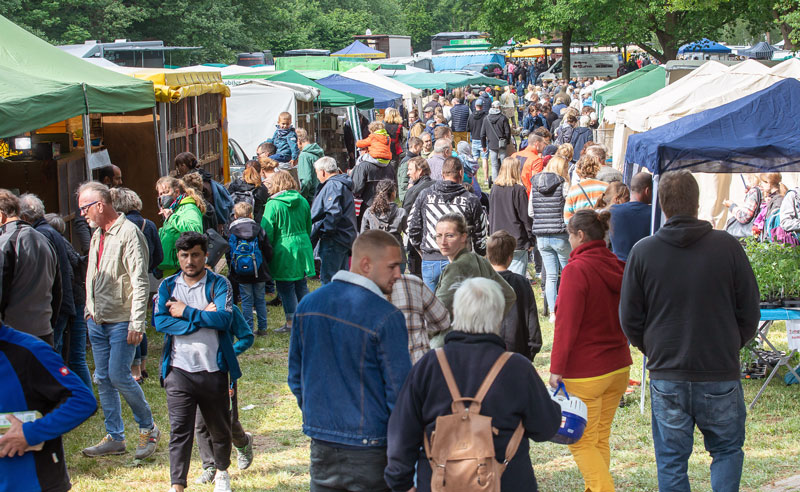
625, 78, 800, 175
332, 41, 384, 57
316, 74, 402, 109
678, 38, 732, 54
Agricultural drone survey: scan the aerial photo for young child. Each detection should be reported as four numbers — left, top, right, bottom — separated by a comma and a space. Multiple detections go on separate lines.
361, 179, 408, 269
487, 230, 542, 361
267, 112, 299, 164
227, 202, 273, 335
356, 120, 393, 164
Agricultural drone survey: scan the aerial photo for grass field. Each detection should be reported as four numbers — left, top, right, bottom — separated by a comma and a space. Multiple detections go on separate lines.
62, 277, 800, 492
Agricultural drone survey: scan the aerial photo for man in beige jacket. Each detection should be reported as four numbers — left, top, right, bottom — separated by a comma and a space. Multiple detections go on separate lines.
77, 181, 161, 460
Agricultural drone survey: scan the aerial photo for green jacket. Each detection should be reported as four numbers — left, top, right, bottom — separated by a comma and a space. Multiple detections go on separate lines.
260, 190, 316, 281
158, 196, 204, 275
297, 142, 324, 202
435, 248, 516, 318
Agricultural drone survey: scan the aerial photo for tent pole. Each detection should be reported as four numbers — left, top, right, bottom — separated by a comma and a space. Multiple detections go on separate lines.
82, 114, 92, 180
640, 173, 660, 414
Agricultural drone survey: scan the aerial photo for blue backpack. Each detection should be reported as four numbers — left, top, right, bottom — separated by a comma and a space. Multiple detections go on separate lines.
228, 234, 263, 276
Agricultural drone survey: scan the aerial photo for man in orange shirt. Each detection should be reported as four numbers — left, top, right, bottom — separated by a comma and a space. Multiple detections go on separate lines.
514, 133, 548, 196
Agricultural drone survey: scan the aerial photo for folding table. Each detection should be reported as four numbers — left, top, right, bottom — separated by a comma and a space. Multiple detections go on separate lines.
747, 308, 800, 410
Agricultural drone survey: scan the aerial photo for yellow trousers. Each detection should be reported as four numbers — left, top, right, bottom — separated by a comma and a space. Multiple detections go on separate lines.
564, 368, 630, 492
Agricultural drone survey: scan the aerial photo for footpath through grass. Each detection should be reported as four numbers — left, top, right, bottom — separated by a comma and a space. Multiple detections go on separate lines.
64, 278, 800, 492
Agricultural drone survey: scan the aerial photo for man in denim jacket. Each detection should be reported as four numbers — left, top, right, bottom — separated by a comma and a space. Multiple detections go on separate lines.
289, 230, 411, 491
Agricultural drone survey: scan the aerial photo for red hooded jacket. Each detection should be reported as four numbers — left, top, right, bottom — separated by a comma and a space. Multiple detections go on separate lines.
550, 240, 632, 378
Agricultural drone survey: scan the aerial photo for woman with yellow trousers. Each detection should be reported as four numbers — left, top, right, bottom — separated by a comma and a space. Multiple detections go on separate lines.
549, 209, 632, 491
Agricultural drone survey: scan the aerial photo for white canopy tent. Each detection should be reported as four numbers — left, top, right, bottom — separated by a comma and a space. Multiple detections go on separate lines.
342, 65, 423, 112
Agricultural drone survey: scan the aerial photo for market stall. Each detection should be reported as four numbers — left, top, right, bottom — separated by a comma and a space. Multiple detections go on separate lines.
316, 74, 402, 110
341, 66, 423, 112
332, 41, 387, 59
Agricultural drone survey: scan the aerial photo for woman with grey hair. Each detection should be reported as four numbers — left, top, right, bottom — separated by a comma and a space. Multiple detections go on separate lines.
385, 277, 562, 492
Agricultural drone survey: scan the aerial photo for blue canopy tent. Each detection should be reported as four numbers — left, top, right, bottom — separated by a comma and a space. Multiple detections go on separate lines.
316, 74, 402, 109
624, 78, 800, 412
331, 41, 386, 59
678, 38, 732, 54
740, 41, 775, 60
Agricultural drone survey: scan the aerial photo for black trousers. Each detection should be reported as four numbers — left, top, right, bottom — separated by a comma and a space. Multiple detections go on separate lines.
309, 440, 390, 492
196, 381, 248, 469
164, 367, 232, 487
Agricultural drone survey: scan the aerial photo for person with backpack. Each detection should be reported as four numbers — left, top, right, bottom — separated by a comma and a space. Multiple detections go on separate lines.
752, 173, 790, 243
227, 202, 273, 336
228, 162, 269, 225
723, 174, 762, 240
384, 108, 406, 170
175, 152, 233, 227
780, 185, 800, 233
480, 101, 512, 184
385, 277, 561, 492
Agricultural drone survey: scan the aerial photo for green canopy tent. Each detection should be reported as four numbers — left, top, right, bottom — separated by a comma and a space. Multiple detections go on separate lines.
593, 65, 666, 118
224, 70, 373, 109
391, 72, 508, 90
0, 14, 155, 139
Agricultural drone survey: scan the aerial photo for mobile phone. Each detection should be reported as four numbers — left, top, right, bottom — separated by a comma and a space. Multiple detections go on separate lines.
169, 296, 177, 302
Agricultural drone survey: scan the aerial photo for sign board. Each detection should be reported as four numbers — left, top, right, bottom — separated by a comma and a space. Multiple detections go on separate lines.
788, 320, 800, 351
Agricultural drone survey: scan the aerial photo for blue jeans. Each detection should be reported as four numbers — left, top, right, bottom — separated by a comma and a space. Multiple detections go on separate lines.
66, 304, 92, 388
489, 148, 507, 180
240, 282, 267, 333
536, 234, 571, 310
318, 240, 350, 285
508, 250, 529, 277
276, 279, 309, 322
650, 380, 746, 492
87, 319, 154, 441
470, 139, 487, 160
421, 259, 450, 293
53, 313, 70, 354
133, 333, 148, 366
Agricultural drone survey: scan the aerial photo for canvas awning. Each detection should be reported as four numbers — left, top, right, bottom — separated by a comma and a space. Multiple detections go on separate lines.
316, 74, 402, 109
332, 41, 387, 59
224, 70, 374, 109
391, 72, 507, 90
593, 65, 666, 113
740, 42, 775, 60
510, 38, 546, 57
0, 14, 155, 138
678, 38, 732, 54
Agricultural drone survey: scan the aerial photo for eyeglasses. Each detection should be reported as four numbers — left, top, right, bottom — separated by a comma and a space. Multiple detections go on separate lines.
79, 201, 99, 214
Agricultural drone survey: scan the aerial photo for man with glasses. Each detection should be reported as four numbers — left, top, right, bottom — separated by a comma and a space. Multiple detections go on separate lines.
0, 189, 61, 345
77, 181, 160, 460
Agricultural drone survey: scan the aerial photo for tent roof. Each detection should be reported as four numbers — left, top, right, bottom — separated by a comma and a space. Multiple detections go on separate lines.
626, 78, 800, 174
332, 41, 387, 59
0, 14, 155, 138
342, 66, 422, 99
224, 70, 373, 109
678, 38, 732, 54
593, 65, 666, 109
509, 38, 547, 57
316, 74, 401, 109
391, 71, 507, 90
740, 41, 775, 60
275, 56, 339, 71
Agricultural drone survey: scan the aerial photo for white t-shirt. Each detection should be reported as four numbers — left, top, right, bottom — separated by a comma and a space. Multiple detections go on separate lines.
170, 273, 220, 373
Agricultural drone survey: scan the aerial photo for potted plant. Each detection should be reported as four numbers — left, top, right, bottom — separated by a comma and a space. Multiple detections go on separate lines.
743, 239, 800, 308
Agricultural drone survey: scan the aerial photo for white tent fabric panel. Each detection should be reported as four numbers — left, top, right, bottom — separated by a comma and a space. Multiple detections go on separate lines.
227, 82, 296, 158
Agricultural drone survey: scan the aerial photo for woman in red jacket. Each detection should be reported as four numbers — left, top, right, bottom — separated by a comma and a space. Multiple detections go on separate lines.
549, 209, 632, 492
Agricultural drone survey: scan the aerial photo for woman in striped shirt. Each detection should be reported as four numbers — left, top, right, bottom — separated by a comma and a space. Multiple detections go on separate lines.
564, 154, 608, 222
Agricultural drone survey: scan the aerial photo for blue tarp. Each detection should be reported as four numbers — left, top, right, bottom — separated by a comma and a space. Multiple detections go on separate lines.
316, 74, 402, 109
432, 53, 505, 71
678, 38, 732, 54
625, 78, 800, 175
332, 41, 385, 58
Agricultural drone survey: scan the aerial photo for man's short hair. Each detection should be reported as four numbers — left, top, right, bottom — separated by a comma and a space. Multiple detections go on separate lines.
487, 230, 517, 266
175, 231, 208, 253
533, 127, 551, 141
0, 189, 21, 217
451, 278, 504, 336
433, 139, 451, 155
257, 141, 276, 156
352, 229, 401, 261
296, 128, 310, 144
18, 194, 46, 223
442, 157, 463, 177
659, 170, 699, 218
408, 156, 429, 176
77, 181, 113, 205
233, 201, 253, 219
631, 172, 653, 193
314, 156, 339, 173
96, 165, 116, 183
434, 126, 452, 141
407, 136, 422, 150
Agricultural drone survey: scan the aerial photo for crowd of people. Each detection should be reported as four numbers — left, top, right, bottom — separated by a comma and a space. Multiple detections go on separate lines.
0, 73, 784, 492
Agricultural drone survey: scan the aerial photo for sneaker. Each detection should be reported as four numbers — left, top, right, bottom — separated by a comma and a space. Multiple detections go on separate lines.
255, 330, 269, 337
195, 466, 217, 484
82, 434, 127, 457
213, 470, 232, 492
236, 433, 254, 470
267, 296, 282, 307
549, 314, 556, 324
135, 424, 160, 460
274, 324, 291, 333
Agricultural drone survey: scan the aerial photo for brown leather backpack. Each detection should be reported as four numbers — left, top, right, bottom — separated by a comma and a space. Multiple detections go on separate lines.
423, 348, 525, 492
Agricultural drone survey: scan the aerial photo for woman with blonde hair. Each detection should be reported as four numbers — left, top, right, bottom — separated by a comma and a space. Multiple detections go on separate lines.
489, 156, 535, 275
753, 172, 790, 241
155, 176, 204, 276
259, 156, 280, 190
564, 155, 608, 223
383, 107, 405, 165
261, 170, 315, 332
182, 172, 218, 230
555, 142, 574, 164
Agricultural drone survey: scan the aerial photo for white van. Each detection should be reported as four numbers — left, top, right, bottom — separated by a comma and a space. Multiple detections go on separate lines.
538, 54, 623, 81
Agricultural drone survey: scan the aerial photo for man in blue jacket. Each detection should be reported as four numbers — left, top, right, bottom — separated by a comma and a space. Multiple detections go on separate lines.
310, 156, 357, 285
155, 232, 253, 492
289, 229, 411, 491
0, 323, 97, 492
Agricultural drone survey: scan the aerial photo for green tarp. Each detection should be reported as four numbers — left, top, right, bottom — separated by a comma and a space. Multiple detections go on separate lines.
0, 14, 155, 138
223, 70, 373, 109
593, 65, 666, 110
391, 72, 508, 90
275, 56, 339, 71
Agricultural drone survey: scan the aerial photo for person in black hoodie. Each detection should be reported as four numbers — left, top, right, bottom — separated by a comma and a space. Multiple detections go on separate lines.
487, 232, 541, 361
620, 170, 760, 492
227, 202, 273, 336
402, 157, 434, 277
227, 162, 270, 225
385, 277, 560, 492
407, 157, 488, 292
467, 98, 489, 185
480, 101, 512, 184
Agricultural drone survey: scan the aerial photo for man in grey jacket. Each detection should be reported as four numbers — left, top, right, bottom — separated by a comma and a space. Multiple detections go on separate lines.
0, 189, 60, 345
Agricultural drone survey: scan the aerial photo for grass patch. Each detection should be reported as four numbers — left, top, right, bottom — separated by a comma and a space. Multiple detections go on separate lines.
64, 259, 800, 491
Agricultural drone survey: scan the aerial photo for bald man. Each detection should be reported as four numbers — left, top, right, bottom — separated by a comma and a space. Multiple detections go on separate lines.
288, 230, 410, 492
